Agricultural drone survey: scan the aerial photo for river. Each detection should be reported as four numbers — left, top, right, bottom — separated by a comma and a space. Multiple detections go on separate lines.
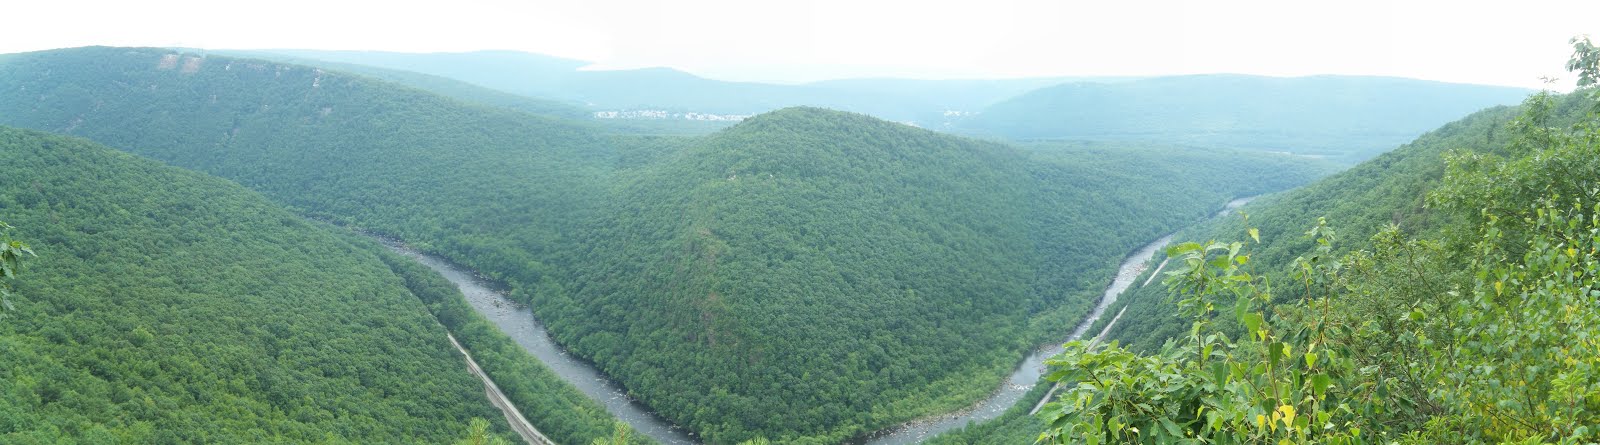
388, 196, 1252, 445
385, 245, 698, 445
855, 196, 1254, 444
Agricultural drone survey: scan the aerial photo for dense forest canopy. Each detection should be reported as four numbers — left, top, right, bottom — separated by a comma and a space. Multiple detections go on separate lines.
0, 47, 1332, 443
0, 46, 616, 290
540, 107, 1330, 443
0, 127, 520, 443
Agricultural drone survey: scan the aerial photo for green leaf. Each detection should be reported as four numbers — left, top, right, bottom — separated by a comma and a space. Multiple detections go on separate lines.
1311, 374, 1331, 399
1248, 227, 1260, 243
1168, 242, 1203, 256
1408, 308, 1425, 322
1160, 418, 1183, 438
1242, 312, 1263, 335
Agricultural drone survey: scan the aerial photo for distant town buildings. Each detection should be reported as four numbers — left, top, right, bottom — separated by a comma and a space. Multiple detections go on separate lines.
592, 110, 751, 121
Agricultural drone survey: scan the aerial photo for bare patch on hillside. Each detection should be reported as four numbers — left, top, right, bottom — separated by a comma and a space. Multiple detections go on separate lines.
180, 56, 203, 74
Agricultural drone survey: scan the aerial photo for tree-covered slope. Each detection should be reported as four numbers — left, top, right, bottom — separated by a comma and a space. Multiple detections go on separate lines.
932, 89, 1600, 445
1098, 93, 1600, 353
0, 46, 613, 289
1029, 50, 1600, 440
533, 108, 1331, 443
0, 49, 650, 445
0, 127, 515, 443
954, 74, 1530, 162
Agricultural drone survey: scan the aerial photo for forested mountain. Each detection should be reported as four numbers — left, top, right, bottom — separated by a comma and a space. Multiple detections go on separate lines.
218, 49, 593, 119
952, 74, 1531, 162
0, 47, 1333, 443
246, 49, 1093, 125
0, 127, 519, 443
0, 48, 648, 445
0, 46, 615, 289
535, 108, 1330, 443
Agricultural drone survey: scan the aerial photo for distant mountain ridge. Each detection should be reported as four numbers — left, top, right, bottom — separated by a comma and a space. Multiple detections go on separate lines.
241, 49, 1097, 124
240, 49, 1529, 162
952, 73, 1531, 162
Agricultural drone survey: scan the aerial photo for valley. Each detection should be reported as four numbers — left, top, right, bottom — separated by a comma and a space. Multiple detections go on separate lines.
386, 241, 695, 445
4, 14, 1596, 443
0, 46, 1337, 444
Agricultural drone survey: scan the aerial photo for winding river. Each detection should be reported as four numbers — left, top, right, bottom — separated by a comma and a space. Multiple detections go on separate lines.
385, 245, 698, 445
855, 196, 1254, 444
388, 197, 1252, 445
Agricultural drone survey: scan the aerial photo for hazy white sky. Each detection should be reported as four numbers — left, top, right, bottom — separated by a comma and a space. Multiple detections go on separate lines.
6, 0, 1596, 89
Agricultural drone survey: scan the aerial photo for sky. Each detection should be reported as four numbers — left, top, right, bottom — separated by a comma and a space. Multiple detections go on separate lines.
5, 0, 1597, 90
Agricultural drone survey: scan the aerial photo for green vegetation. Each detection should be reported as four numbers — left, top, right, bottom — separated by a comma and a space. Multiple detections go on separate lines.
923, 378, 1055, 445
456, 418, 510, 445
955, 74, 1530, 163
1095, 87, 1600, 354
0, 47, 1332, 443
0, 46, 615, 294
0, 219, 34, 319
0, 127, 519, 443
376, 248, 653, 445
542, 108, 1329, 443
1095, 101, 1529, 353
1034, 47, 1600, 443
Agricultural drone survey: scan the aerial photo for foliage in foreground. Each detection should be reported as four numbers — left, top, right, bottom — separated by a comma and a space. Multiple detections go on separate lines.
0, 220, 33, 319
1038, 87, 1600, 443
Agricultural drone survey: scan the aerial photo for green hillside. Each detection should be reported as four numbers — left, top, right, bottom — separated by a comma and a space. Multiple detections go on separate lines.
0, 127, 517, 443
0, 47, 1333, 443
1018, 47, 1600, 440
954, 74, 1530, 162
1098, 92, 1600, 353
930, 88, 1600, 445
0, 46, 614, 289
537, 108, 1330, 443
